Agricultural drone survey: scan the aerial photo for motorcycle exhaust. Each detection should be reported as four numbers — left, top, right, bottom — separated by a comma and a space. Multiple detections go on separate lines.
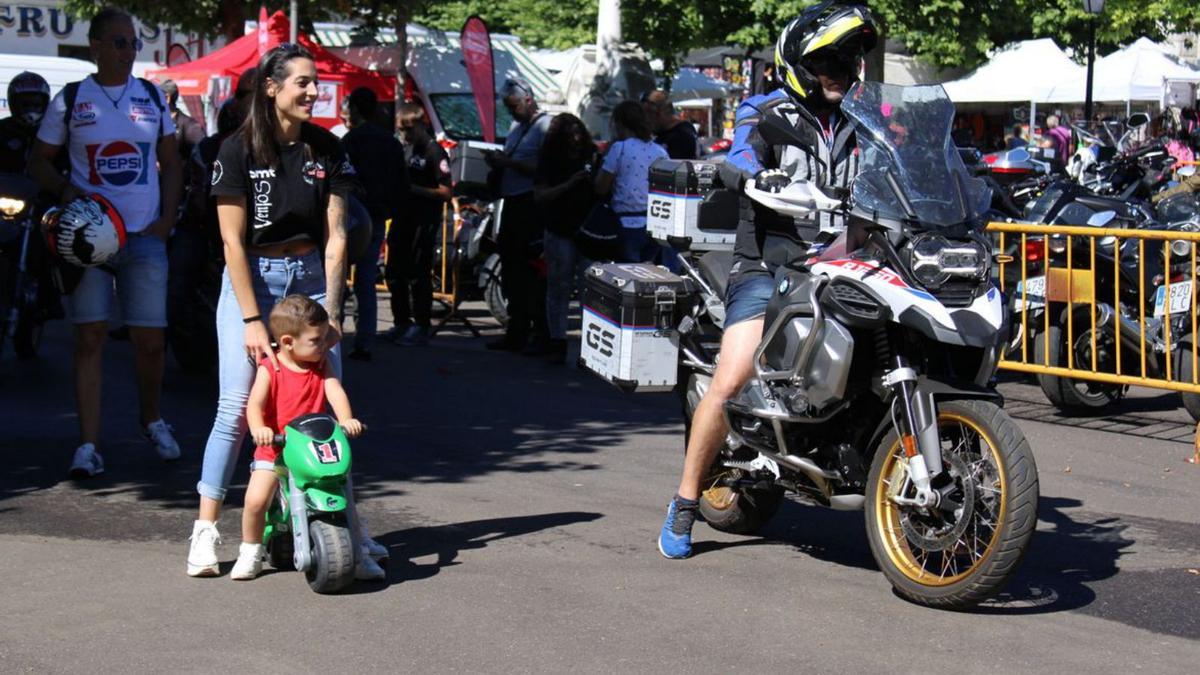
1093, 303, 1164, 377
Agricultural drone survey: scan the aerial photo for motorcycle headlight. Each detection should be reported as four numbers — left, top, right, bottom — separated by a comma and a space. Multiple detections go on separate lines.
909, 235, 989, 289
0, 197, 26, 217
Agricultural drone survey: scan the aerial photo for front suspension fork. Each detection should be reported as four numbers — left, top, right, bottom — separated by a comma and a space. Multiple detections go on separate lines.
884, 356, 943, 508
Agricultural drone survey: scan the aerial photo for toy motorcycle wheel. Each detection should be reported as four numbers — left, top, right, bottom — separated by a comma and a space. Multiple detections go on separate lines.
267, 533, 294, 571
306, 519, 355, 594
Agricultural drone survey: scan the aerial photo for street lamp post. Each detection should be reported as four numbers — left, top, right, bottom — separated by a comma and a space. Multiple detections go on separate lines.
1083, 0, 1105, 125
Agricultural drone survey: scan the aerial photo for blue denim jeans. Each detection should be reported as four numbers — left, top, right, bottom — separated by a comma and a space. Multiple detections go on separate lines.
65, 233, 168, 326
351, 222, 386, 351
196, 251, 341, 501
544, 230, 590, 340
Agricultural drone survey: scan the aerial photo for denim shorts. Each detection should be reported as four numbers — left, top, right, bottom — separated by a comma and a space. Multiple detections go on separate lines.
65, 233, 168, 327
724, 274, 775, 326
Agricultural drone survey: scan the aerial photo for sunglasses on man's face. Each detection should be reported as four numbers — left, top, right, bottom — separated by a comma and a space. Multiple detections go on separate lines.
98, 36, 144, 53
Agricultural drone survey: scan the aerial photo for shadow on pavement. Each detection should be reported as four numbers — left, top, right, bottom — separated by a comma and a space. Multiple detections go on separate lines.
373, 511, 604, 585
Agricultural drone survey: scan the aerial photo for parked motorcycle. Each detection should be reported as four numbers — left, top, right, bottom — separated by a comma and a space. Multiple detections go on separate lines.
671, 83, 1038, 608
434, 198, 507, 325
0, 172, 48, 359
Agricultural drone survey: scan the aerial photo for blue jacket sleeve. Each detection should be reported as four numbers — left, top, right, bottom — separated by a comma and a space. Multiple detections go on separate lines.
723, 90, 789, 187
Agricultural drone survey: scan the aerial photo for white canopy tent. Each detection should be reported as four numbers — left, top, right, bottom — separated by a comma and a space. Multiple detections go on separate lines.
1041, 37, 1200, 107
941, 39, 1083, 104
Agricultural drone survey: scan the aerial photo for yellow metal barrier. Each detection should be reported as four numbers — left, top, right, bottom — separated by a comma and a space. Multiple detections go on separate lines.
988, 221, 1200, 463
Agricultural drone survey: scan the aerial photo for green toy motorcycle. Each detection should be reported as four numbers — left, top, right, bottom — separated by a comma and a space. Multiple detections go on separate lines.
263, 412, 362, 594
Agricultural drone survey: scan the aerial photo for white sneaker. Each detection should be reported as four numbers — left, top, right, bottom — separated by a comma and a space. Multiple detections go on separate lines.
187, 520, 221, 577
362, 535, 388, 562
68, 443, 104, 478
230, 543, 264, 580
144, 419, 181, 461
355, 554, 386, 581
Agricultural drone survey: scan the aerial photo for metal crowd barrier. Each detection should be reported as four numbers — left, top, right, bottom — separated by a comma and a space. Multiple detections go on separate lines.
987, 221, 1200, 463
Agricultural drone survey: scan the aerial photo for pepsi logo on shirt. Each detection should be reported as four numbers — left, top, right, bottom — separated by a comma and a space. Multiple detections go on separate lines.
86, 141, 152, 186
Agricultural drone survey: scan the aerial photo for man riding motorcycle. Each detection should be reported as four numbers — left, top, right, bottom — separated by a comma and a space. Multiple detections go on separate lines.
659, 0, 878, 558
0, 71, 50, 173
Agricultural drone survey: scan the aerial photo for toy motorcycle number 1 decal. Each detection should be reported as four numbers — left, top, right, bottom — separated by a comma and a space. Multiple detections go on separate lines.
310, 439, 342, 464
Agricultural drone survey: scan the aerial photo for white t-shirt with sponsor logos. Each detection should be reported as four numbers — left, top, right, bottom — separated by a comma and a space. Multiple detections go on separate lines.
37, 76, 176, 233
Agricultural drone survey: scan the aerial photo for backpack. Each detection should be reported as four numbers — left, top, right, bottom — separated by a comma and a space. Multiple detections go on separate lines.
60, 77, 166, 145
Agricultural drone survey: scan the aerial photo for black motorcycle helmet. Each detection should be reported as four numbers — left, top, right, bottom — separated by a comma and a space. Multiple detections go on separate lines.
775, 1, 879, 103
7, 71, 51, 130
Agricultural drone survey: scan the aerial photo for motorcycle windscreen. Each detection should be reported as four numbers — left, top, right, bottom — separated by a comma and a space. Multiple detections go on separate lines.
841, 82, 991, 229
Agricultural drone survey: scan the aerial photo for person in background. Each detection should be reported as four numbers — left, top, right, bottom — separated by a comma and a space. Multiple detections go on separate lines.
534, 113, 598, 365
642, 90, 701, 160
160, 79, 206, 168
0, 71, 51, 174
595, 100, 667, 265
340, 87, 408, 360
1006, 124, 1026, 150
1040, 114, 1072, 169
28, 7, 183, 477
484, 78, 552, 355
390, 103, 452, 347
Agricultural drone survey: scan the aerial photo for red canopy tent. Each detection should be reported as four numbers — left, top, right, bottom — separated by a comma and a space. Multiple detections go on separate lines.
146, 11, 394, 129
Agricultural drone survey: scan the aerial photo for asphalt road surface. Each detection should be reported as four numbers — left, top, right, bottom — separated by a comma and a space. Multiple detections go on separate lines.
1, 303, 1198, 673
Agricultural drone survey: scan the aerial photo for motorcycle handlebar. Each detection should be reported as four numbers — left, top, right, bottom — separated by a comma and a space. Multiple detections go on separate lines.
271, 424, 365, 448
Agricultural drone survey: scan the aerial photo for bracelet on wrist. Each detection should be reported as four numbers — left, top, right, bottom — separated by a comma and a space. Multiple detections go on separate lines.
242, 315, 262, 324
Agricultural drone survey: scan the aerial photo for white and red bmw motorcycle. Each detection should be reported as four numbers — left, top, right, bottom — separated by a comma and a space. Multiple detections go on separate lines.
671, 82, 1039, 609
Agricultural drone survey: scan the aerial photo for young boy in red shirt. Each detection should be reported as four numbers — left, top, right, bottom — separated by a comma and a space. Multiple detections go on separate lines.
230, 295, 383, 580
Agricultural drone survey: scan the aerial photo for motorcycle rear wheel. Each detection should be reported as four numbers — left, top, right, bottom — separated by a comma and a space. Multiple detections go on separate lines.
306, 519, 356, 594
1035, 325, 1120, 411
482, 254, 508, 326
699, 478, 784, 535
865, 399, 1039, 609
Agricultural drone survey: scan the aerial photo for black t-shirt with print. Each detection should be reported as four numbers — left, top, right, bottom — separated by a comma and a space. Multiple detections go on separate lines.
405, 130, 452, 225
210, 123, 358, 247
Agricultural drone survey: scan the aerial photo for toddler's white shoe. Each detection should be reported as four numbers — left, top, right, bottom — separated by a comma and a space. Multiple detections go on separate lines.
355, 554, 386, 581
230, 543, 264, 580
362, 535, 388, 562
187, 520, 221, 577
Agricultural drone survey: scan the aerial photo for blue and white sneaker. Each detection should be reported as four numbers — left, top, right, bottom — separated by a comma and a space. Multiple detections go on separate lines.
657, 500, 694, 559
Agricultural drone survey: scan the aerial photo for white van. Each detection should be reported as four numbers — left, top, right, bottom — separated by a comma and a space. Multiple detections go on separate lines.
0, 54, 96, 117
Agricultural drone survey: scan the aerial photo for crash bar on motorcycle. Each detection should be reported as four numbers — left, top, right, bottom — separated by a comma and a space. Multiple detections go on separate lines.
988, 220, 1200, 465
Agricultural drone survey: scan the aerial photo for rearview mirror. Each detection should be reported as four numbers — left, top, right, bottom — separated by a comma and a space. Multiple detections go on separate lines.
1127, 112, 1150, 129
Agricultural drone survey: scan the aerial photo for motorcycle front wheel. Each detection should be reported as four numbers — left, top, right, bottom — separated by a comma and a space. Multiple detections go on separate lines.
865, 399, 1039, 609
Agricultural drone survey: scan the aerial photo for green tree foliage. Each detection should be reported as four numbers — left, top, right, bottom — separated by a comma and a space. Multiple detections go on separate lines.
63, 0, 1200, 73
418, 0, 597, 51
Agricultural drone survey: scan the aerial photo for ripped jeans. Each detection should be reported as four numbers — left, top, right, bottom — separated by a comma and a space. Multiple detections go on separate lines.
196, 252, 341, 501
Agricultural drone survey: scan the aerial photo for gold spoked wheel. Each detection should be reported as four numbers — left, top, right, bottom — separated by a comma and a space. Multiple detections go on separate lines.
866, 399, 1038, 608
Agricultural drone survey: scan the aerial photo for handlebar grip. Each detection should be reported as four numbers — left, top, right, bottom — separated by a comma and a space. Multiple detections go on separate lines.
273, 434, 286, 447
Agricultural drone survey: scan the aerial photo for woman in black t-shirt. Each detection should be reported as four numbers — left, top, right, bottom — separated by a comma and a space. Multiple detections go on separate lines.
534, 113, 598, 364
187, 44, 367, 576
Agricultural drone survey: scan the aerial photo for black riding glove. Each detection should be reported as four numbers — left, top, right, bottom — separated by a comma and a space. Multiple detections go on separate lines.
755, 169, 790, 193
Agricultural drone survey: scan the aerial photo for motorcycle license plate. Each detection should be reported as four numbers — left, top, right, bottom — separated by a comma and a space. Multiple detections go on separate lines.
1154, 282, 1193, 317
1014, 276, 1046, 311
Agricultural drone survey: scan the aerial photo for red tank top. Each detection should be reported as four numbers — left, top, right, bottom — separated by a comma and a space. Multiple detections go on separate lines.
261, 356, 327, 431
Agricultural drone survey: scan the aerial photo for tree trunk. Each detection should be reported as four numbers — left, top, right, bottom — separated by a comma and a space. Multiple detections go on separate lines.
865, 16, 886, 83
218, 0, 245, 44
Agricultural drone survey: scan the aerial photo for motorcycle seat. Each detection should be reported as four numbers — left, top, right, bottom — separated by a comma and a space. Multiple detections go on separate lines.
697, 250, 733, 300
